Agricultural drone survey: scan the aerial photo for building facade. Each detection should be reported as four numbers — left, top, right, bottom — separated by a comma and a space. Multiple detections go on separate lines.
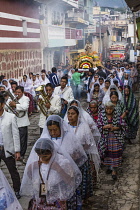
0, 0, 41, 79
38, 0, 95, 70
39, 0, 79, 70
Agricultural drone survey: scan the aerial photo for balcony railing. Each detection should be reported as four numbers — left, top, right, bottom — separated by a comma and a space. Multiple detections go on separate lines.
66, 10, 89, 21
41, 24, 77, 48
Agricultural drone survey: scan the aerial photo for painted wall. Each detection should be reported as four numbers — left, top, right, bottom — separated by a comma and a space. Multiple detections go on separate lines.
0, 0, 42, 78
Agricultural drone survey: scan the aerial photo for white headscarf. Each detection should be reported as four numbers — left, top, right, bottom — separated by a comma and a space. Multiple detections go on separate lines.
64, 99, 101, 144
8, 78, 19, 85
41, 115, 87, 167
20, 138, 82, 204
66, 105, 100, 173
102, 84, 123, 105
20, 77, 35, 95
0, 169, 23, 210
0, 84, 6, 90
2, 79, 11, 90
90, 82, 105, 102
39, 74, 50, 85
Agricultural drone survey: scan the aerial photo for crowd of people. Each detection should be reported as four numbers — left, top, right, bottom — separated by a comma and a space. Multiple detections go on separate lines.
0, 60, 139, 210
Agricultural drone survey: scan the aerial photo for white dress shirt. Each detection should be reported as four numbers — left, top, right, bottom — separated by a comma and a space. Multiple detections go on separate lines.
7, 94, 30, 128
40, 78, 50, 85
38, 94, 61, 128
0, 113, 4, 145
53, 86, 74, 104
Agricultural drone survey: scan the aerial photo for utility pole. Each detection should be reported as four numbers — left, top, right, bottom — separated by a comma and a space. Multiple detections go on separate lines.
133, 12, 137, 63
99, 9, 102, 60
134, 12, 137, 53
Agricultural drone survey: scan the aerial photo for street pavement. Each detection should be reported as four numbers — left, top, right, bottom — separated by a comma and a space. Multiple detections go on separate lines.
1, 100, 140, 210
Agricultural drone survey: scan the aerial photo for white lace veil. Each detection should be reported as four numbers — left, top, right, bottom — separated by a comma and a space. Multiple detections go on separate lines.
40, 115, 87, 167
66, 106, 100, 173
90, 82, 100, 98
0, 169, 23, 210
20, 139, 82, 204
41, 115, 68, 140
89, 82, 105, 102
102, 84, 123, 105
64, 99, 101, 144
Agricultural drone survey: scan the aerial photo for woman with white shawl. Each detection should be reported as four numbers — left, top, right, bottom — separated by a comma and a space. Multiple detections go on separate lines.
20, 75, 35, 95
39, 73, 50, 85
41, 115, 87, 209
66, 105, 100, 202
99, 77, 105, 89
90, 83, 105, 104
20, 138, 82, 210
102, 84, 123, 105
64, 99, 101, 144
0, 169, 23, 210
2, 79, 11, 90
40, 115, 87, 166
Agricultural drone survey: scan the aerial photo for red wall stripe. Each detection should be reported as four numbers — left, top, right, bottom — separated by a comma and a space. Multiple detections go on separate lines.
0, 43, 41, 50
0, 30, 40, 38
0, 18, 40, 29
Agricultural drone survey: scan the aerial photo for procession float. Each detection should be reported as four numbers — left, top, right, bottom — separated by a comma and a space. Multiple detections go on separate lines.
75, 41, 101, 71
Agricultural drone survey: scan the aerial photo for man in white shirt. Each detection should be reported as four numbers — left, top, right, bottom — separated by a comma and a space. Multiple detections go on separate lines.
38, 83, 61, 134
0, 94, 21, 199
32, 74, 40, 89
53, 76, 74, 118
32, 74, 40, 112
8, 86, 30, 160
9, 81, 18, 96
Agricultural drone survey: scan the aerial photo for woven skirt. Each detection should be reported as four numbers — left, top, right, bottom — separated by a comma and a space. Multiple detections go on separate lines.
28, 198, 66, 210
103, 132, 123, 168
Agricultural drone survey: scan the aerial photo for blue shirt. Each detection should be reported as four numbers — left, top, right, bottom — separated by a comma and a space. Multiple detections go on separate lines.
49, 73, 59, 88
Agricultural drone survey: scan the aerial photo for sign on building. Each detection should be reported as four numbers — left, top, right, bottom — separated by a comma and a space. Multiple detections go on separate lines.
84, 25, 96, 33
76, 29, 83, 40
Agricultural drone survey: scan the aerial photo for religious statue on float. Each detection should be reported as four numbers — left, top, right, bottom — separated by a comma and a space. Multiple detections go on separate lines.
75, 41, 101, 69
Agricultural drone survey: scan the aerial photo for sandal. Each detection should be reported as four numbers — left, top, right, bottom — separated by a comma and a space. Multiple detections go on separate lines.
112, 171, 117, 180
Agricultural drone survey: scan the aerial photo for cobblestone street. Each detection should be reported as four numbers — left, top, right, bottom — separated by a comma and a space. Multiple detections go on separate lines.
1, 102, 140, 210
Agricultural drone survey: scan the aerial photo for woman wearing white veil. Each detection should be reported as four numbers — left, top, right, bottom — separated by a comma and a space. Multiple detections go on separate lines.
20, 75, 35, 96
64, 99, 101, 144
40, 115, 87, 209
99, 77, 105, 89
39, 73, 50, 85
2, 79, 11, 90
20, 138, 82, 210
21, 115, 86, 209
102, 84, 123, 105
0, 169, 23, 210
90, 83, 105, 103
67, 106, 100, 202
40, 115, 87, 167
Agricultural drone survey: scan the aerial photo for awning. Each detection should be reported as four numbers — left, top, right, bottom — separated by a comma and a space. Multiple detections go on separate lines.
124, 0, 140, 12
